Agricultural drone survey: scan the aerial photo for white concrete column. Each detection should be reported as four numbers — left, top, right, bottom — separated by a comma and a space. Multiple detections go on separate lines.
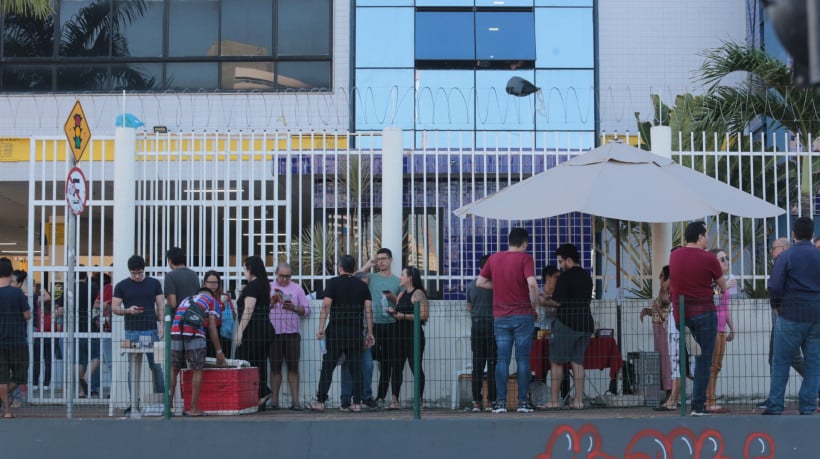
382, 127, 403, 274
650, 126, 673, 298
111, 127, 137, 411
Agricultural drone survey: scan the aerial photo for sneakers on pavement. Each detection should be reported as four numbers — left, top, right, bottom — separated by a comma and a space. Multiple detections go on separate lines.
492, 403, 507, 414
755, 399, 770, 410
690, 410, 711, 417
362, 398, 377, 409
471, 401, 482, 413
517, 402, 535, 413
485, 401, 497, 413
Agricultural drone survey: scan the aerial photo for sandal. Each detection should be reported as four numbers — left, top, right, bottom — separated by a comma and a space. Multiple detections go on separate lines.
305, 401, 326, 412
350, 404, 362, 412
387, 402, 401, 410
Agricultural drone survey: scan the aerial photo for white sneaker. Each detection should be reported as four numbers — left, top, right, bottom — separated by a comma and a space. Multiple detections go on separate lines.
690, 410, 711, 417
492, 405, 507, 414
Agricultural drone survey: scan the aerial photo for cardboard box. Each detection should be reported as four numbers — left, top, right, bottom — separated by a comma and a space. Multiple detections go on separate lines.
181, 367, 259, 415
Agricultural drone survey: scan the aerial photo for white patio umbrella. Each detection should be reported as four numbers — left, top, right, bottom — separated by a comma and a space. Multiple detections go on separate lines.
453, 141, 785, 222
454, 140, 785, 349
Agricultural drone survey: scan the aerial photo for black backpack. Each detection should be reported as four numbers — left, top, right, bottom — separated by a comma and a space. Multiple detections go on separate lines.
180, 296, 208, 329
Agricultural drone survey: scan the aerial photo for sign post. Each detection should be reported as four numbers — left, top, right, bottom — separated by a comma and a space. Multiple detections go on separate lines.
62, 101, 91, 418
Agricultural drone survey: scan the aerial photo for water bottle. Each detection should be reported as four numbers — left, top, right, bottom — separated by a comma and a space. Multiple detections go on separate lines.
319, 339, 327, 354
381, 293, 389, 313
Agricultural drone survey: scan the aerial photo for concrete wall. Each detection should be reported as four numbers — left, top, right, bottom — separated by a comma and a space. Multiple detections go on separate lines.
598, 0, 748, 133
1, 416, 815, 459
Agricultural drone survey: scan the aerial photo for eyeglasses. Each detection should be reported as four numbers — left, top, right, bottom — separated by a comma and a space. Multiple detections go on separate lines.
718, 256, 728, 262
277, 274, 292, 278
204, 280, 219, 285
770, 245, 785, 252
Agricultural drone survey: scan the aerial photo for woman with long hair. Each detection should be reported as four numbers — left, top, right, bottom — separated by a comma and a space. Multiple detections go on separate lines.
234, 256, 273, 409
706, 248, 736, 413
203, 270, 235, 358
386, 266, 429, 407
641, 266, 673, 405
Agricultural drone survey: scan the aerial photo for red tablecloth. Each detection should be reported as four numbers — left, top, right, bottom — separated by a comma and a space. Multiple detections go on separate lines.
530, 336, 624, 380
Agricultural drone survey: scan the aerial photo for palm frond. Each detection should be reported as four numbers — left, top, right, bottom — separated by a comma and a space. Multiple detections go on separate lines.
0, 0, 53, 19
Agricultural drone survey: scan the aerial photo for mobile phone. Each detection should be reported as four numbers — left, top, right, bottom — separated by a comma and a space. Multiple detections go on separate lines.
382, 290, 391, 294
283, 293, 293, 302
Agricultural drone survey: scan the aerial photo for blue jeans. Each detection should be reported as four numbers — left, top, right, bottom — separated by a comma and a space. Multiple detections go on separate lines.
767, 317, 820, 414
341, 347, 373, 403
124, 330, 165, 396
494, 315, 535, 405
685, 312, 717, 412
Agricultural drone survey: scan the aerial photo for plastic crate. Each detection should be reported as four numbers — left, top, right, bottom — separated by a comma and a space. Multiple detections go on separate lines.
626, 351, 661, 406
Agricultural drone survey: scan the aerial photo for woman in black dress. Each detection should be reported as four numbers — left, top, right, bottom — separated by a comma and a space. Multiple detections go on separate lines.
386, 266, 429, 405
234, 256, 273, 408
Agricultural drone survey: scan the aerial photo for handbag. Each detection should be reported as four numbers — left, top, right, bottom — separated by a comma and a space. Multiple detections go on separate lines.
220, 300, 235, 339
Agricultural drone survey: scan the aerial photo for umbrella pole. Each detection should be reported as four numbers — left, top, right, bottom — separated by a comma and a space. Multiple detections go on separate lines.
615, 219, 622, 349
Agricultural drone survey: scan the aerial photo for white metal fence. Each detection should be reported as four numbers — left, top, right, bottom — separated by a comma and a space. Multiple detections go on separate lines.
23, 129, 818, 411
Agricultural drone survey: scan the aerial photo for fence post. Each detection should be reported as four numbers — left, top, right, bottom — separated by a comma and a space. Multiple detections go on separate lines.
413, 300, 421, 420
163, 306, 172, 419
679, 295, 686, 416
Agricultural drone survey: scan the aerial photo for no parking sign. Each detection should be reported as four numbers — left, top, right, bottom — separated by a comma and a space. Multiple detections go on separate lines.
66, 166, 88, 215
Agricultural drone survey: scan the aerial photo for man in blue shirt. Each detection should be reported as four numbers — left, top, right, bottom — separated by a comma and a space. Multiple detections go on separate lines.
764, 217, 820, 415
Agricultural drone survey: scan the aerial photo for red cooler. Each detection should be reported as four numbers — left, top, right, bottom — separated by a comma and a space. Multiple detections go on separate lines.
181, 367, 259, 415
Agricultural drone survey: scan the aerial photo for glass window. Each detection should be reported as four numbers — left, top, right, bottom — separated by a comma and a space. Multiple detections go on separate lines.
415, 131, 476, 149
415, 12, 474, 61
57, 64, 110, 91
474, 130, 537, 149
278, 0, 330, 56
221, 0, 273, 56
115, 0, 164, 57
2, 13, 55, 57
1, 65, 52, 91
277, 61, 331, 90
476, 70, 536, 131
221, 62, 275, 90
535, 8, 593, 68
476, 0, 534, 6
357, 0, 412, 5
416, 0, 472, 5
475, 12, 535, 61
415, 70, 474, 131
535, 69, 594, 131
357, 7, 414, 67
112, 63, 162, 90
166, 62, 218, 89
59, 0, 111, 57
168, 0, 218, 57
536, 0, 592, 6
354, 69, 414, 130
535, 130, 595, 149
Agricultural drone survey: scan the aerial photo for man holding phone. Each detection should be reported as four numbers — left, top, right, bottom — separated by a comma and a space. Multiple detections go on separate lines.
268, 262, 310, 410
111, 254, 166, 415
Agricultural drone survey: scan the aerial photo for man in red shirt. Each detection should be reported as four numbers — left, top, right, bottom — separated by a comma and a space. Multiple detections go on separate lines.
477, 228, 539, 413
669, 221, 726, 416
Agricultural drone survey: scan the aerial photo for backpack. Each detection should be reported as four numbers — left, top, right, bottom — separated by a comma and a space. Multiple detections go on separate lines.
220, 300, 235, 339
181, 296, 208, 330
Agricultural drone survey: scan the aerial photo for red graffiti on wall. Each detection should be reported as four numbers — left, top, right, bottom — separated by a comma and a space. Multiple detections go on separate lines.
536, 423, 774, 459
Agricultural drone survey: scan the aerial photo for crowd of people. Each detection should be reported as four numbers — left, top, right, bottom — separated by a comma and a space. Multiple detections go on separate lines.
643, 219, 820, 416
2, 218, 820, 418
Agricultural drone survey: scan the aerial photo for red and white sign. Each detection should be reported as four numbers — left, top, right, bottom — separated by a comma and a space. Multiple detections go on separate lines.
65, 166, 88, 215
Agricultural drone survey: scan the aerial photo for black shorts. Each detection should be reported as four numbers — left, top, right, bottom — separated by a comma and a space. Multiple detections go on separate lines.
269, 333, 301, 372
0, 347, 28, 385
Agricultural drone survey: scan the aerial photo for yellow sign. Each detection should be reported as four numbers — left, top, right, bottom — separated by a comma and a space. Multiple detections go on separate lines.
63, 101, 91, 163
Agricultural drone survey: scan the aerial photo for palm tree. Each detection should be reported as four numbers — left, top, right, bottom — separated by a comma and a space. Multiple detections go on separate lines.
1, 0, 52, 18
695, 42, 820, 216
2, 0, 156, 90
